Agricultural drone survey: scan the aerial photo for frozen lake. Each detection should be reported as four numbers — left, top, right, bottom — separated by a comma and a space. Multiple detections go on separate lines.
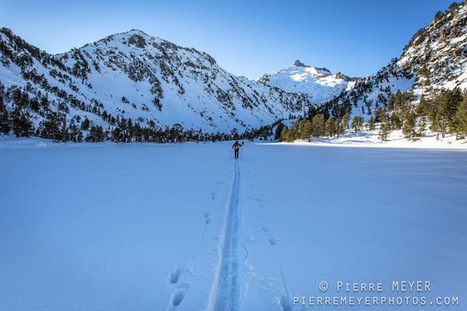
1, 140, 466, 310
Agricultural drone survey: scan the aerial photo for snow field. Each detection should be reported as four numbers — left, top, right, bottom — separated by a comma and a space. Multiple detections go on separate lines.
0, 139, 466, 310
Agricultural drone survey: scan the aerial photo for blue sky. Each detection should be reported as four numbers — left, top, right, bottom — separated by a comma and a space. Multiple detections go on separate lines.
1, 0, 457, 79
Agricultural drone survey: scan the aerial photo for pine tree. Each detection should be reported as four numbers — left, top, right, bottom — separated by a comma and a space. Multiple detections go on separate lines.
285, 122, 299, 142
325, 117, 336, 137
311, 114, 325, 137
390, 113, 402, 130
388, 94, 395, 110
86, 125, 105, 142
68, 120, 82, 143
402, 112, 417, 140
11, 110, 33, 137
342, 113, 350, 130
379, 122, 390, 142
0, 109, 9, 135
417, 116, 427, 137
416, 95, 428, 116
279, 126, 288, 142
336, 118, 345, 137
81, 117, 90, 131
300, 119, 313, 140
0, 95, 10, 135
60, 116, 70, 142
445, 88, 463, 135
40, 94, 49, 110
275, 122, 285, 140
379, 111, 390, 142
39, 112, 61, 140
455, 97, 467, 139
351, 116, 364, 133
430, 111, 442, 140
394, 90, 403, 110
374, 106, 384, 122
421, 89, 463, 139
368, 116, 375, 131
77, 130, 84, 143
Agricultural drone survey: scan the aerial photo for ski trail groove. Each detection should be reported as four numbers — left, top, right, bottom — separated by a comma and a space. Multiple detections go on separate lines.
207, 161, 242, 311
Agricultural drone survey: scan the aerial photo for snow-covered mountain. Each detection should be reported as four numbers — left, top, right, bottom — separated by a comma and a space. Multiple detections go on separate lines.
0, 28, 312, 141
2, 1, 465, 143
321, 1, 467, 121
258, 60, 357, 104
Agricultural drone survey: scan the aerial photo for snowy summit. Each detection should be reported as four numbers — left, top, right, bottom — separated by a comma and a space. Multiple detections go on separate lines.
258, 60, 356, 104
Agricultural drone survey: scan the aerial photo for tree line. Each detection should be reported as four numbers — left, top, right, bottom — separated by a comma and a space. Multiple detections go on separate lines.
277, 88, 467, 143
277, 112, 367, 142
376, 88, 467, 141
0, 82, 277, 143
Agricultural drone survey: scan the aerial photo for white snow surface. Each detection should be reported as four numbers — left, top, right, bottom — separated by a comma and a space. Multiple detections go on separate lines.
297, 127, 467, 149
1, 138, 466, 310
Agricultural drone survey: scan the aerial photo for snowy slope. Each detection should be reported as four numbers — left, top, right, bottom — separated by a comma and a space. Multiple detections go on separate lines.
321, 1, 467, 122
0, 28, 312, 137
398, 2, 467, 92
1, 140, 466, 310
258, 60, 356, 104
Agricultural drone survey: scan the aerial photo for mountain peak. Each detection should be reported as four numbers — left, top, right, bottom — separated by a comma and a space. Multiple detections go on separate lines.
126, 30, 149, 48
292, 60, 332, 76
294, 60, 307, 67
126, 29, 149, 36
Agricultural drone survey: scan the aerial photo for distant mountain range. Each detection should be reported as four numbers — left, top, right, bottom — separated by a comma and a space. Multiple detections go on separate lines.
1, 1, 466, 142
0, 29, 314, 140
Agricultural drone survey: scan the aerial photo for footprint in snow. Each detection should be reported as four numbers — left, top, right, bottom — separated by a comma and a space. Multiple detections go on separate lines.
262, 226, 279, 246
203, 212, 211, 224
167, 267, 192, 310
171, 290, 185, 306
268, 237, 278, 245
168, 269, 181, 284
167, 290, 185, 311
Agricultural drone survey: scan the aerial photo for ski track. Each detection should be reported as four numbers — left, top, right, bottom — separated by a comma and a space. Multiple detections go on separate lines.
278, 271, 294, 311
207, 160, 243, 311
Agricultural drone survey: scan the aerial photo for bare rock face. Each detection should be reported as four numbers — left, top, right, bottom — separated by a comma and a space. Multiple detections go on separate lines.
294, 59, 307, 67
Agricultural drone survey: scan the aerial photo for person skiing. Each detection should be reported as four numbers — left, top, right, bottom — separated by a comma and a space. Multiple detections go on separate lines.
232, 140, 241, 159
